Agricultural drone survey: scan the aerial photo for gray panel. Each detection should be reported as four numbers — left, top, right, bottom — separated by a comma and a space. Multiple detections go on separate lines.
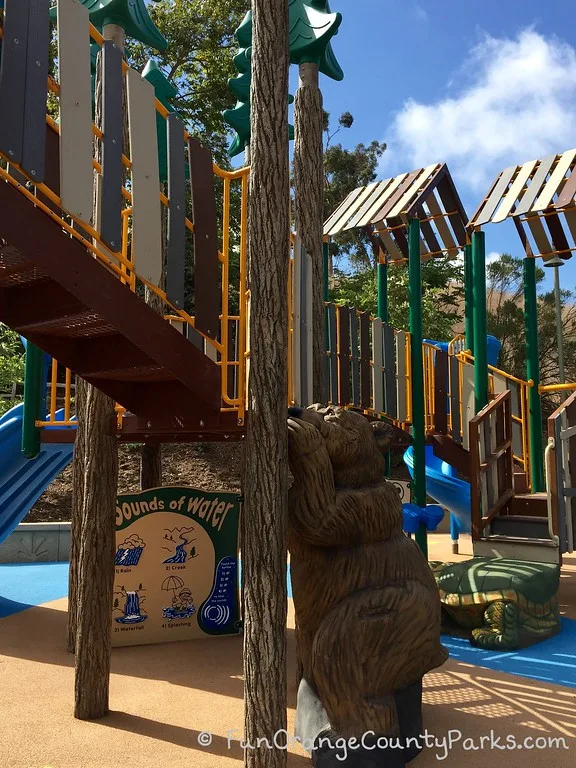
21, 0, 50, 181
166, 113, 187, 310
126, 68, 163, 286
449, 356, 461, 443
507, 381, 523, 461
327, 304, 338, 405
57, 0, 94, 222
461, 362, 475, 451
350, 311, 360, 407
553, 416, 568, 552
187, 326, 204, 350
100, 39, 124, 251
0, 0, 30, 163
383, 323, 396, 419
372, 319, 384, 413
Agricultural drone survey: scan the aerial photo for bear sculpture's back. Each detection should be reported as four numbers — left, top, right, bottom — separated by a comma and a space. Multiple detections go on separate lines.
288, 405, 447, 766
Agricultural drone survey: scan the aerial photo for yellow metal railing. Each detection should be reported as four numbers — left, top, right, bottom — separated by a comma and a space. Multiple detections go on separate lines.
0, 20, 251, 430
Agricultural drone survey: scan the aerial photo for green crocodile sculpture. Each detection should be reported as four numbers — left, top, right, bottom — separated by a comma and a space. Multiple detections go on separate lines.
430, 557, 561, 650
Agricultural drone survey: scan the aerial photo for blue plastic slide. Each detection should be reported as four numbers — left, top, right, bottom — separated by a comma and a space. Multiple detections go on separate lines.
0, 403, 74, 546
404, 445, 471, 536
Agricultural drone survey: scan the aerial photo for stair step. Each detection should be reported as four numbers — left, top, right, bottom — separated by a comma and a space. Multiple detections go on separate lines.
511, 492, 548, 517
513, 471, 529, 494
482, 534, 557, 547
491, 515, 550, 540
0, 176, 222, 420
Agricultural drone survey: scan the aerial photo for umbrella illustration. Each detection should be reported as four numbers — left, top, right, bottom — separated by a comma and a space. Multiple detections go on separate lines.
162, 575, 185, 599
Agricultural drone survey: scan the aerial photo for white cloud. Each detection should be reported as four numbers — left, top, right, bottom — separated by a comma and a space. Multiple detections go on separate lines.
414, 5, 428, 22
384, 29, 576, 191
486, 251, 501, 264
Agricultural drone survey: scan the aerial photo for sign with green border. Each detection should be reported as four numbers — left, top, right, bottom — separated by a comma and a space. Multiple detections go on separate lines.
111, 486, 242, 647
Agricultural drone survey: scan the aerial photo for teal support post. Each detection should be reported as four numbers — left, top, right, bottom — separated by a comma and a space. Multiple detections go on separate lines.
377, 259, 388, 322
21, 342, 44, 459
408, 218, 427, 558
472, 231, 489, 412
524, 257, 545, 491
464, 243, 475, 354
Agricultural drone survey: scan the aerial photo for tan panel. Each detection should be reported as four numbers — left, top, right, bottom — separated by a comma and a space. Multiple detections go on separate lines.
369, 173, 409, 225
354, 177, 398, 227
525, 215, 553, 257
533, 149, 576, 211
126, 68, 163, 287
562, 208, 576, 245
324, 187, 362, 234
387, 164, 438, 219
396, 331, 408, 421
378, 228, 403, 261
425, 191, 459, 255
338, 182, 381, 232
491, 160, 537, 223
57, 0, 93, 223
325, 186, 366, 235
492, 373, 508, 397
347, 180, 392, 229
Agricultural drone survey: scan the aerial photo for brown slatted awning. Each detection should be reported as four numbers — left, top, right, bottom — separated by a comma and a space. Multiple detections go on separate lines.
469, 148, 576, 261
324, 163, 469, 261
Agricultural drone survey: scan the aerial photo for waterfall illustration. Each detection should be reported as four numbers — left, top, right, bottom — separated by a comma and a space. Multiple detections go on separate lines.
114, 588, 148, 624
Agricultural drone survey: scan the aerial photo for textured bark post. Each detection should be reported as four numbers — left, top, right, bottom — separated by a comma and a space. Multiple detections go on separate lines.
73, 385, 118, 719
67, 377, 86, 654
72, 26, 121, 720
293, 62, 325, 404
243, 1, 290, 766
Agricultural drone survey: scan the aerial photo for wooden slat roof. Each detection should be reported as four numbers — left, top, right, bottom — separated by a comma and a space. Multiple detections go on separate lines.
324, 163, 469, 261
470, 149, 576, 261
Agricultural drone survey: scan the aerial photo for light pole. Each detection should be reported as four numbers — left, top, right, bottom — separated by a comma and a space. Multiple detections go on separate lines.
543, 255, 566, 396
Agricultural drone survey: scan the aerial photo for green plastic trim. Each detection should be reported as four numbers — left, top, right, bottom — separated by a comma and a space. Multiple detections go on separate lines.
79, 0, 168, 51
22, 343, 44, 460
289, 0, 343, 80
472, 231, 488, 412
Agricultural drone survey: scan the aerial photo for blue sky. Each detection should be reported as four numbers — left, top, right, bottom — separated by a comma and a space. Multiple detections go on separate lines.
308, 0, 576, 292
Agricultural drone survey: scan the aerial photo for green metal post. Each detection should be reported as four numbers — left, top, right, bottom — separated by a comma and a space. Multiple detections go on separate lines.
377, 257, 391, 475
408, 219, 427, 558
464, 243, 475, 354
472, 231, 488, 412
21, 342, 43, 459
377, 259, 388, 322
524, 257, 545, 491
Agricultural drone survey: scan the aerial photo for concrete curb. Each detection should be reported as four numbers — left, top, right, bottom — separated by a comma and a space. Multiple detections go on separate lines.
0, 522, 71, 563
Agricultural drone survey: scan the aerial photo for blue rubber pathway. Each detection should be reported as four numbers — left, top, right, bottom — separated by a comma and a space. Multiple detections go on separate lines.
1, 562, 575, 690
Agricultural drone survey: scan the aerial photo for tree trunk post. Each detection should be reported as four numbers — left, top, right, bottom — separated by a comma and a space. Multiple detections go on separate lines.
243, 0, 290, 765
71, 25, 122, 720
293, 61, 325, 404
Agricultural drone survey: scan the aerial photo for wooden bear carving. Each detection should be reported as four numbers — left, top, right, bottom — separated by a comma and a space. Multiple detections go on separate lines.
288, 405, 447, 762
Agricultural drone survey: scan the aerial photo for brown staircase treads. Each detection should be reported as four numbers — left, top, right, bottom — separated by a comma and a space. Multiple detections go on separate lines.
0, 173, 221, 417
511, 492, 548, 517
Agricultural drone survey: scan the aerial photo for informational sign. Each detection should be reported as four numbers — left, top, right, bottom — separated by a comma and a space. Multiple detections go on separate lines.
389, 479, 411, 504
112, 487, 242, 647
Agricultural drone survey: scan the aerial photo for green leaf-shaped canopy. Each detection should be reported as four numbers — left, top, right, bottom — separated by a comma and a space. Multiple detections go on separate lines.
78, 0, 168, 51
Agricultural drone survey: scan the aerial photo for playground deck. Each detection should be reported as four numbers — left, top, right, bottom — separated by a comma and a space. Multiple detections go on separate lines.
1, 535, 575, 768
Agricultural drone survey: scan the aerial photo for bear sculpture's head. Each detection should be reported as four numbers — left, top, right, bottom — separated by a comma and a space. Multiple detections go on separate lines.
288, 405, 406, 489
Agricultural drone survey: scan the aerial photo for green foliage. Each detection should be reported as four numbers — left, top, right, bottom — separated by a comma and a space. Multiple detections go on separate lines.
126, 0, 248, 168
331, 257, 463, 340
0, 325, 25, 416
323, 114, 387, 269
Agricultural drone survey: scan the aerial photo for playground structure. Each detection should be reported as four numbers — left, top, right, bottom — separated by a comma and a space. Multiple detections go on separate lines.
0, 0, 574, 566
